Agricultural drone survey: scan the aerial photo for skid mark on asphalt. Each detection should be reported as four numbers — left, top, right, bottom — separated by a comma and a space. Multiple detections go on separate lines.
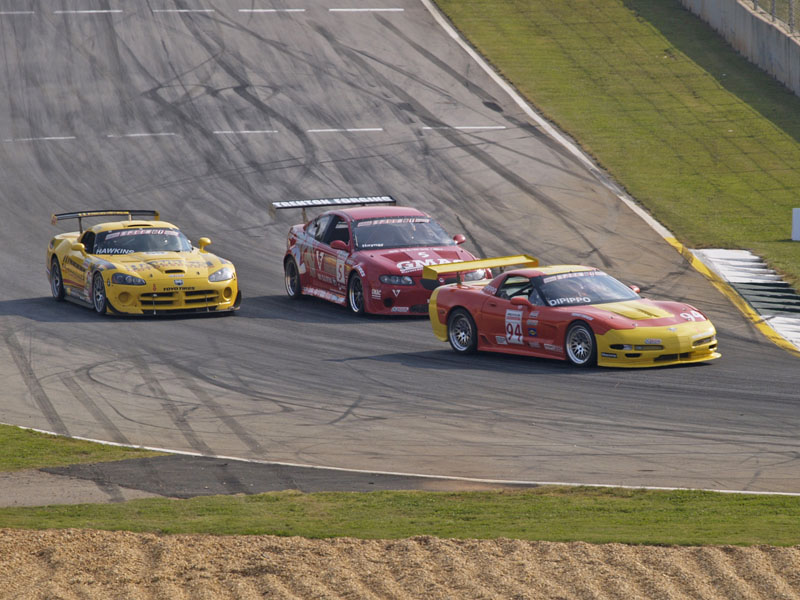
59, 372, 132, 446
5, 330, 68, 435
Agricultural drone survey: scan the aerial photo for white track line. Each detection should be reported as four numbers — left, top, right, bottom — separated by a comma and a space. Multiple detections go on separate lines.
422, 125, 506, 131
329, 7, 404, 12
306, 127, 384, 133
213, 129, 278, 135
239, 8, 305, 13
106, 132, 178, 138
54, 9, 122, 14
152, 8, 214, 13
7, 423, 800, 497
3, 136, 76, 142
0, 11, 35, 15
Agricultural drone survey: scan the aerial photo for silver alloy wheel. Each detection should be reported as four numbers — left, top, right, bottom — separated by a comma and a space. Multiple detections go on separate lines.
92, 274, 107, 314
50, 259, 64, 300
448, 310, 476, 353
565, 323, 594, 366
285, 259, 301, 298
348, 275, 364, 313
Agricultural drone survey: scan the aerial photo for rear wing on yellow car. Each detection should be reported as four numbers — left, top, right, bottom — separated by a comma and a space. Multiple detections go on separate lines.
51, 210, 160, 233
422, 254, 539, 285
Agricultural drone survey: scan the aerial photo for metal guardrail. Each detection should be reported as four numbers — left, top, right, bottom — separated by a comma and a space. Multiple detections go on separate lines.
753, 0, 796, 32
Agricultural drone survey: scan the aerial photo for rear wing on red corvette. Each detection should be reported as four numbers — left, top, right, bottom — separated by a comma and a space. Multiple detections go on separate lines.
272, 195, 395, 221
422, 254, 539, 285
51, 210, 160, 233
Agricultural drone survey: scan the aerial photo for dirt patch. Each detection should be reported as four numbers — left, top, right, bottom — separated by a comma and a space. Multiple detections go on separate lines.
1, 529, 798, 599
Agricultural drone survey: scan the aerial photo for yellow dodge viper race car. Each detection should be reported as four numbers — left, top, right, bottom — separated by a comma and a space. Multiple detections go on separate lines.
46, 210, 241, 316
424, 255, 720, 368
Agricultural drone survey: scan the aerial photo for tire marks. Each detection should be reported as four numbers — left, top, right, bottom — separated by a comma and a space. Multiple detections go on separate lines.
5, 330, 68, 435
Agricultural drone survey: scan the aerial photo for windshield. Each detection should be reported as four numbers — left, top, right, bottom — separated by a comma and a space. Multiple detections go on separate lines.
538, 271, 639, 307
352, 217, 454, 250
93, 228, 192, 255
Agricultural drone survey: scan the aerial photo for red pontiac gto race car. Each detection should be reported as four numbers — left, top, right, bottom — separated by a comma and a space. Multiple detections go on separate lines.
423, 255, 721, 368
275, 196, 485, 314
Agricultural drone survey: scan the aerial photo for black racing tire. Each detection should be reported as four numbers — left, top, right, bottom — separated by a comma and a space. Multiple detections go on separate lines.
565, 321, 597, 367
284, 258, 302, 299
50, 258, 65, 301
347, 273, 366, 315
92, 273, 108, 315
447, 308, 478, 354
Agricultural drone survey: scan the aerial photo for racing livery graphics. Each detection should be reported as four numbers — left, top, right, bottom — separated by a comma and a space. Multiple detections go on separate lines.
424, 255, 721, 368
275, 197, 485, 315
46, 210, 241, 315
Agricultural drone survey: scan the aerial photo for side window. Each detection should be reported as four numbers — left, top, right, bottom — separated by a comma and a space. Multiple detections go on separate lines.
496, 276, 532, 300
80, 231, 96, 254
321, 216, 350, 246
313, 215, 333, 242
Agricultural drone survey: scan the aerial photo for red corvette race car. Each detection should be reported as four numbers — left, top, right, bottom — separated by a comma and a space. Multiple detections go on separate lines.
275, 196, 485, 314
424, 255, 721, 368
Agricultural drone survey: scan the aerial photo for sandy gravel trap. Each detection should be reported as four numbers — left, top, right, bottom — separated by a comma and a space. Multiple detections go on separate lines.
1, 529, 799, 599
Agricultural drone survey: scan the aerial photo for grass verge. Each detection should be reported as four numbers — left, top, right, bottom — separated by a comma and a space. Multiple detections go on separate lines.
1, 425, 799, 546
0, 487, 798, 546
433, 0, 800, 287
0, 424, 162, 471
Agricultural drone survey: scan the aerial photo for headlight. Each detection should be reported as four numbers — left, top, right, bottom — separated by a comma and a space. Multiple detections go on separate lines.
111, 273, 146, 286
462, 269, 487, 282
209, 267, 234, 282
379, 274, 414, 285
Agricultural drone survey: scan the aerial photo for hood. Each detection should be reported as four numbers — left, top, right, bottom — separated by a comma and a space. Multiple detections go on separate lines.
112, 251, 219, 277
591, 299, 675, 320
359, 246, 475, 275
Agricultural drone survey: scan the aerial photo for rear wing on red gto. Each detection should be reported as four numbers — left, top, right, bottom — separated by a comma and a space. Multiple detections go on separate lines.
422, 254, 539, 285
51, 210, 160, 233
272, 195, 396, 221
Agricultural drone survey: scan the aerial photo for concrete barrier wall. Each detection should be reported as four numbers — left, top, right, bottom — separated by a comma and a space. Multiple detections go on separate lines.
680, 0, 800, 97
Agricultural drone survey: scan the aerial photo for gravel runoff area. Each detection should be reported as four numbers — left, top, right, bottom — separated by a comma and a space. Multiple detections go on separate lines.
1, 529, 799, 599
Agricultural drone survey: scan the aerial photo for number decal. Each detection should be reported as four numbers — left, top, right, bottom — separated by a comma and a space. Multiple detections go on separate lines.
680, 310, 705, 322
336, 259, 346, 284
505, 309, 524, 345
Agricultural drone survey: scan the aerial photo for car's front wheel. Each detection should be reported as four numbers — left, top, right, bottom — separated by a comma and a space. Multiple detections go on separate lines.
565, 321, 597, 367
447, 308, 478, 354
50, 258, 65, 301
92, 273, 108, 315
284, 258, 302, 299
347, 274, 365, 314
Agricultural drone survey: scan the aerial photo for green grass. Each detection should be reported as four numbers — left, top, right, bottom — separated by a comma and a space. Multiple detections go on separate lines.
1, 487, 798, 546
1, 424, 799, 546
0, 424, 163, 471
434, 0, 800, 286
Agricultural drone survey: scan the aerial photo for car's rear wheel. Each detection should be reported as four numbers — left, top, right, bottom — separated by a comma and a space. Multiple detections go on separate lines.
50, 258, 65, 301
565, 321, 597, 367
92, 273, 108, 315
284, 258, 302, 299
347, 274, 365, 314
447, 308, 478, 354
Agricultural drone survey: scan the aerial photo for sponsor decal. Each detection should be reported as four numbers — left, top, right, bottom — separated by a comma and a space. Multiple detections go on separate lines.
173, 279, 184, 286
548, 296, 591, 306
391, 306, 410, 313
529, 311, 539, 318
505, 309, 524, 345
601, 352, 618, 358
484, 285, 497, 295
95, 247, 134, 255
63, 256, 86, 272
274, 196, 394, 209
356, 265, 366, 277
544, 344, 563, 352
396, 258, 462, 274
528, 328, 537, 337
668, 327, 678, 332
305, 286, 346, 305
542, 270, 602, 284
392, 289, 401, 297
314, 250, 325, 271
644, 338, 661, 344
495, 336, 508, 345
526, 319, 538, 326
164, 286, 194, 292
529, 341, 541, 348
371, 289, 382, 299
571, 312, 594, 320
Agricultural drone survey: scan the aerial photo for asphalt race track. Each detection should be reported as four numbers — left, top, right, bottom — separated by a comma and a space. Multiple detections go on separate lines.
1, 1, 798, 494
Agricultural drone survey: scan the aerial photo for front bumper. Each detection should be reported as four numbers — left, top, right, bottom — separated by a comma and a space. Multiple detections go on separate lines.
596, 322, 720, 368
107, 277, 240, 315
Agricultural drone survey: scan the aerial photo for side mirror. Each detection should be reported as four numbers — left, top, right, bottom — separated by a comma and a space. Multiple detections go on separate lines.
197, 237, 212, 251
330, 240, 348, 252
71, 242, 86, 254
453, 234, 466, 245
629, 284, 641, 294
510, 296, 532, 308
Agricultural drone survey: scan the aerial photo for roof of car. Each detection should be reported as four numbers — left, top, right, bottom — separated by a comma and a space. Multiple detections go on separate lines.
509, 265, 600, 278
331, 206, 429, 220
